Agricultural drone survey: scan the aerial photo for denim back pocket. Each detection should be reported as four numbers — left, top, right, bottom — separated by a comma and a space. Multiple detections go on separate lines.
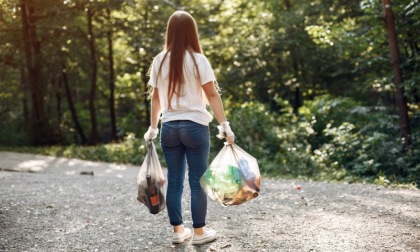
161, 122, 179, 148
183, 122, 209, 148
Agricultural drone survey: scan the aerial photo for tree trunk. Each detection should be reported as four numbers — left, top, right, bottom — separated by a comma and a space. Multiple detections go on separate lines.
284, 0, 302, 115
383, 0, 411, 149
19, 58, 29, 126
293, 85, 301, 115
56, 77, 62, 124
284, 0, 291, 11
20, 0, 54, 145
61, 60, 88, 145
106, 7, 117, 141
87, 6, 98, 145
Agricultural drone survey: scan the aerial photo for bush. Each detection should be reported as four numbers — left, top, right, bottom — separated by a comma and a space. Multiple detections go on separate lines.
0, 118, 31, 146
225, 101, 320, 179
0, 133, 151, 166
302, 95, 419, 185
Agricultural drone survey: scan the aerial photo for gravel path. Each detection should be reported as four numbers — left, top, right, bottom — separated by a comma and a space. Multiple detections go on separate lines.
0, 152, 419, 251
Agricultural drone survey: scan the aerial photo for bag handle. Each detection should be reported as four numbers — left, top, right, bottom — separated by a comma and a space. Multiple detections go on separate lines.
146, 140, 153, 175
229, 143, 240, 163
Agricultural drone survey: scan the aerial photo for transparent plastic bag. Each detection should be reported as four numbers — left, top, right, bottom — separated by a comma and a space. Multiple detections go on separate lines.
137, 140, 166, 214
200, 143, 261, 206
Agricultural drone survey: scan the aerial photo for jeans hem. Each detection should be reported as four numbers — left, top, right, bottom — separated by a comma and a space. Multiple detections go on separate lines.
192, 223, 206, 229
170, 221, 184, 226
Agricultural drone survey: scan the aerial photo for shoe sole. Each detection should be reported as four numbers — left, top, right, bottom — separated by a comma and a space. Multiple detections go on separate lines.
172, 234, 192, 244
192, 236, 217, 245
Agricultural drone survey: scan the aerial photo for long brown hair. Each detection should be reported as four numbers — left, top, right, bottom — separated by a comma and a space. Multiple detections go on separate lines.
157, 11, 203, 109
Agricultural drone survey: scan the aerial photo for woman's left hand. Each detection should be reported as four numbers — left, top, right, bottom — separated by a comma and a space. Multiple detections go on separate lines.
144, 126, 159, 141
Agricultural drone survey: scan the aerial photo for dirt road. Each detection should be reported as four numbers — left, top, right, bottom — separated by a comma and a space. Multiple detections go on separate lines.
0, 152, 419, 251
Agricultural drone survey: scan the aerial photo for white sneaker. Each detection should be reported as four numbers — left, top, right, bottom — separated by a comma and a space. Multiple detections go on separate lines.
192, 229, 217, 245
172, 228, 192, 244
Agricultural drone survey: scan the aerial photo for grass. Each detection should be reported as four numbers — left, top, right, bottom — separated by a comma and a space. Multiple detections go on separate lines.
0, 142, 417, 190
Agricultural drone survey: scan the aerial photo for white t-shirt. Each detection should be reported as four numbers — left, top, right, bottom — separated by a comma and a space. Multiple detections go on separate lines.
149, 51, 216, 126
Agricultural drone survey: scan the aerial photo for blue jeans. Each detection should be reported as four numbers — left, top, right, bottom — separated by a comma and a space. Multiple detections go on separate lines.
160, 120, 210, 228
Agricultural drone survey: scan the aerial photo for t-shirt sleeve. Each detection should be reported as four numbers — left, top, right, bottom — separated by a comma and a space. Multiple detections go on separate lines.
198, 56, 216, 85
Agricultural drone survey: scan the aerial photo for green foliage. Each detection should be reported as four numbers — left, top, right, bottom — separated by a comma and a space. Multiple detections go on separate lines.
220, 96, 419, 186
302, 96, 420, 185
2, 96, 418, 188
0, 118, 31, 146
0, 0, 419, 187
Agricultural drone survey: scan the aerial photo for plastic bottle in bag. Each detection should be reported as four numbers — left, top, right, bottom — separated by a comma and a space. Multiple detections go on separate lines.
221, 165, 243, 200
238, 159, 259, 192
145, 175, 160, 214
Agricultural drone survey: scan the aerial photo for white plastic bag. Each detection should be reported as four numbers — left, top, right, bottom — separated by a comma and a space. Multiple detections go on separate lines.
137, 140, 166, 214
200, 143, 261, 206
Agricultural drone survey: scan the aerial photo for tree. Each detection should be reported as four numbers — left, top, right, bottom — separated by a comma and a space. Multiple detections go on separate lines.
86, 5, 99, 145
382, 0, 411, 149
105, 7, 117, 141
60, 56, 89, 144
284, 0, 303, 115
20, 0, 55, 145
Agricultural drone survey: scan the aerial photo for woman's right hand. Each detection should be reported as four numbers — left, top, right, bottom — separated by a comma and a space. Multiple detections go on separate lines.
216, 121, 234, 144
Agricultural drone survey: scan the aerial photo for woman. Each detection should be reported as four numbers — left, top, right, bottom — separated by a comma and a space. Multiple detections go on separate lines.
143, 11, 235, 245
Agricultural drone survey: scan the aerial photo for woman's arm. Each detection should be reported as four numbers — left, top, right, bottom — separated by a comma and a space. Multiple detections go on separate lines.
143, 88, 161, 141
202, 81, 234, 144
150, 87, 161, 129
202, 81, 227, 124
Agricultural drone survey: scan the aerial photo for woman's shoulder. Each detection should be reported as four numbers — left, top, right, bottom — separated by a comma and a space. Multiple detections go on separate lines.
191, 52, 210, 63
153, 51, 168, 64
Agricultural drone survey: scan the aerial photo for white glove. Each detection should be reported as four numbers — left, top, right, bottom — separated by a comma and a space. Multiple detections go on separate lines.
216, 121, 235, 144
144, 126, 159, 141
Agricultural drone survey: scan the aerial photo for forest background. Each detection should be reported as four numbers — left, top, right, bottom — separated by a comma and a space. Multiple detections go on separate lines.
0, 0, 419, 187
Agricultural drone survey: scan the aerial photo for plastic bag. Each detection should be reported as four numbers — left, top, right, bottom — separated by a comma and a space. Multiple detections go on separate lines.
137, 140, 166, 214
200, 143, 261, 206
